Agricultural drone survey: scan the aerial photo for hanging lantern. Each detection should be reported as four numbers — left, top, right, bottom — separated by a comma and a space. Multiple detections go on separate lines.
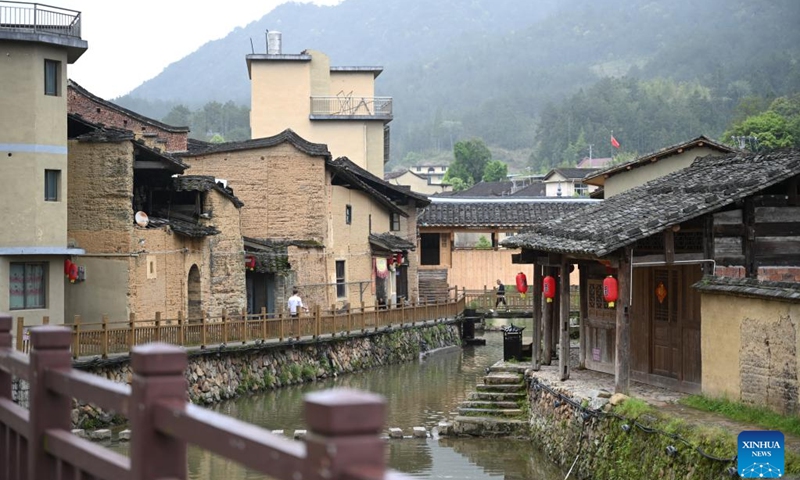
603, 275, 618, 308
543, 275, 556, 303
245, 255, 256, 271
655, 281, 667, 304
64, 259, 72, 278
516, 272, 528, 294
68, 263, 78, 283
395, 253, 403, 266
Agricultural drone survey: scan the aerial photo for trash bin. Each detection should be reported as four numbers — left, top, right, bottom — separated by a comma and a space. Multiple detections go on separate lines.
502, 324, 525, 361
462, 316, 475, 340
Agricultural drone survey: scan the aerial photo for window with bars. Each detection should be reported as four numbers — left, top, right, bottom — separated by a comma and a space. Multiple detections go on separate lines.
335, 260, 346, 298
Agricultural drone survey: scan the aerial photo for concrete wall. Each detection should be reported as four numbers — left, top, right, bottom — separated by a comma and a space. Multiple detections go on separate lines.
387, 172, 451, 195
250, 59, 312, 139
604, 147, 721, 197
67, 86, 188, 152
701, 292, 800, 414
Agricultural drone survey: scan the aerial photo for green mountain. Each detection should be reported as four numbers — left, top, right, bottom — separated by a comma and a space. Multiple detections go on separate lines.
116, 0, 800, 170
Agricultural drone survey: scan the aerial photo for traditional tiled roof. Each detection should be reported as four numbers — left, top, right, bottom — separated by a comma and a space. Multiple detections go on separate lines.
384, 169, 408, 180
369, 233, 416, 252
181, 129, 331, 158
502, 149, 800, 257
543, 168, 600, 181
511, 182, 546, 197
418, 199, 595, 228
146, 217, 219, 237
453, 181, 514, 197
584, 135, 735, 185
329, 157, 430, 206
68, 80, 189, 133
693, 276, 800, 303
173, 175, 244, 208
134, 140, 189, 172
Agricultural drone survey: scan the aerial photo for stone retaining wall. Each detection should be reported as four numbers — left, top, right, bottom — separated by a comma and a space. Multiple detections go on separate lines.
12, 322, 461, 430
527, 375, 737, 479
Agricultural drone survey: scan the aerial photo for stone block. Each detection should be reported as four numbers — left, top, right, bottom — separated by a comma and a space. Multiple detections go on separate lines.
293, 429, 307, 440
389, 427, 404, 439
413, 427, 428, 438
71, 429, 87, 439
89, 429, 112, 441
118, 429, 131, 441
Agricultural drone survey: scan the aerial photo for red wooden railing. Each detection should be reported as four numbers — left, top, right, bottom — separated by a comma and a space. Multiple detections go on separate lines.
0, 314, 415, 480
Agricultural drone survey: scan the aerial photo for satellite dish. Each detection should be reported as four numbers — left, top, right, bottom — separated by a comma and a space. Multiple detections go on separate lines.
135, 211, 149, 227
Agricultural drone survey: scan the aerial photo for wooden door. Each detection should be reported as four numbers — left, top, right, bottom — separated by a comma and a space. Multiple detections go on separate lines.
651, 268, 679, 378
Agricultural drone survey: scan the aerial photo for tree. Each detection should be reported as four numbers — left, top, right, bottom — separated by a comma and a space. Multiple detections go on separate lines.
723, 94, 800, 149
162, 105, 192, 127
444, 138, 492, 185
483, 160, 508, 181
447, 176, 473, 192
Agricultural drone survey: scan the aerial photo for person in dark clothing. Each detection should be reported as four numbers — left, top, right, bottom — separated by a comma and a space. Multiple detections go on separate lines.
495, 279, 507, 308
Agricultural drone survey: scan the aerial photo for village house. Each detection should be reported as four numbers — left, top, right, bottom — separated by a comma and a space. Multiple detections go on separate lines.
384, 169, 451, 195
542, 168, 599, 197
247, 33, 390, 177
66, 115, 246, 324
0, 4, 87, 328
503, 149, 800, 407
416, 197, 595, 296
584, 135, 735, 198
181, 133, 428, 314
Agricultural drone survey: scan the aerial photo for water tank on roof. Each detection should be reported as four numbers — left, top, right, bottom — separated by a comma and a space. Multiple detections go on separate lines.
267, 31, 282, 54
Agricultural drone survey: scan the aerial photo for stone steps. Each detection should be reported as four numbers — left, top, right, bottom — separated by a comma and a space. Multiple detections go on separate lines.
458, 407, 524, 416
469, 392, 526, 402
483, 372, 523, 385
476, 384, 523, 393
489, 364, 528, 374
460, 400, 519, 409
450, 415, 529, 437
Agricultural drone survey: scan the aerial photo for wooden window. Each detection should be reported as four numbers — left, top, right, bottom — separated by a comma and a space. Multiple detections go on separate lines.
345, 205, 352, 225
335, 260, 346, 298
44, 170, 59, 201
420, 233, 441, 265
44, 60, 60, 96
390, 213, 401, 231
9, 262, 46, 310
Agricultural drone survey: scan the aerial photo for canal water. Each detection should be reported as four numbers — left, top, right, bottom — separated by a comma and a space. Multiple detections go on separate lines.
120, 321, 566, 479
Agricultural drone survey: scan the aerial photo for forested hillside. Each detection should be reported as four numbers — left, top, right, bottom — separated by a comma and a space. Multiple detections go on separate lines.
116, 0, 800, 171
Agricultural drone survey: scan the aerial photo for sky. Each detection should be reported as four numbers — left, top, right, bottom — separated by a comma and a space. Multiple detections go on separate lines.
55, 0, 342, 99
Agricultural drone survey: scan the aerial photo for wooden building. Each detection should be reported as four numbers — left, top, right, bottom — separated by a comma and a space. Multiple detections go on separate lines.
503, 149, 800, 394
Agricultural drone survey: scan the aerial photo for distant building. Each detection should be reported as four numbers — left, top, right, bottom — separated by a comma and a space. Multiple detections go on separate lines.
542, 168, 600, 197
247, 33, 391, 177
385, 169, 451, 195
409, 164, 449, 186
577, 157, 613, 168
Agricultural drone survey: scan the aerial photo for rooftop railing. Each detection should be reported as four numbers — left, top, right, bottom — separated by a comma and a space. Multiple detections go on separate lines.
0, 1, 81, 38
310, 96, 393, 119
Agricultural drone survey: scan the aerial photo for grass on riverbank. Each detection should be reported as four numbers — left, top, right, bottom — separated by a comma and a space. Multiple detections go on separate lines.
680, 395, 800, 437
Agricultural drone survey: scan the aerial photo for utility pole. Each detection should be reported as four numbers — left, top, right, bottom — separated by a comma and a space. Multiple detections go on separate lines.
587, 144, 594, 161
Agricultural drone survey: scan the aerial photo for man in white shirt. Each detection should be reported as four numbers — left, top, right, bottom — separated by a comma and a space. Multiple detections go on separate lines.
287, 289, 306, 317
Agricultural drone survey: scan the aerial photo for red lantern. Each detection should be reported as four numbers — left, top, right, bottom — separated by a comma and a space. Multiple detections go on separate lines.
395, 253, 403, 266
603, 275, 618, 308
245, 255, 256, 271
543, 276, 556, 303
64, 259, 72, 278
515, 272, 528, 294
68, 263, 78, 283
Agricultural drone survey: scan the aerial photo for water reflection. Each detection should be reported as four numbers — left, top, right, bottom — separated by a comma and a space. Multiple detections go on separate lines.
116, 326, 565, 479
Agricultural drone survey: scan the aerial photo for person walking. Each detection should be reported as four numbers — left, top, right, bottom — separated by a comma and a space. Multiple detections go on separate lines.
287, 289, 307, 317
495, 279, 507, 309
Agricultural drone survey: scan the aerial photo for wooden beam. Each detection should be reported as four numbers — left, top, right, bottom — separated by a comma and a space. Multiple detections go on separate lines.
614, 247, 632, 394
542, 267, 553, 366
703, 215, 715, 275
559, 257, 570, 381
578, 264, 588, 369
532, 264, 542, 371
743, 198, 756, 278
664, 229, 675, 265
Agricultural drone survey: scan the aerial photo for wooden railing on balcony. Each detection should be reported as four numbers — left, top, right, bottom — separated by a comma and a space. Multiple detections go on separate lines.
310, 96, 392, 118
0, 2, 82, 37
0, 317, 415, 480
13, 296, 466, 358
462, 286, 580, 313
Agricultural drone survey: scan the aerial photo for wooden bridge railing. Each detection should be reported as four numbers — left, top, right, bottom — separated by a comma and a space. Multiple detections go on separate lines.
12, 296, 466, 358
462, 285, 580, 312
0, 314, 415, 480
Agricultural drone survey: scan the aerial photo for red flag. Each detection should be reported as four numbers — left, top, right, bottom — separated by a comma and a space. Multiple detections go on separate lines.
611, 135, 620, 149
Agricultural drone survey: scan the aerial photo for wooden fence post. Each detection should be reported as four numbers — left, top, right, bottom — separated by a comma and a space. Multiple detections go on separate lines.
260, 307, 267, 341
102, 314, 109, 359
15, 317, 23, 351
177, 311, 185, 346
221, 309, 228, 345
304, 389, 388, 480
28, 326, 73, 480
347, 305, 352, 335
361, 302, 366, 333
0, 314, 11, 399
130, 343, 188, 480
314, 305, 322, 338
279, 310, 285, 342
72, 315, 81, 359
155, 312, 162, 343
128, 313, 136, 350
241, 308, 248, 345
200, 311, 208, 348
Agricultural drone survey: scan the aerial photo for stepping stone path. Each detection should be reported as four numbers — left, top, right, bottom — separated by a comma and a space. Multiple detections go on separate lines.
449, 362, 529, 437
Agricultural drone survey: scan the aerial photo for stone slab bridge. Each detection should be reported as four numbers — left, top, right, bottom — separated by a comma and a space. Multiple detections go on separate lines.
0, 315, 414, 480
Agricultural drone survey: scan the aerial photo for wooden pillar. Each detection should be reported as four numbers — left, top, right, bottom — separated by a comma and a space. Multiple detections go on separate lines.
155, 312, 162, 343
28, 326, 73, 480
579, 265, 588, 369
0, 314, 12, 399
559, 257, 571, 381
532, 264, 542, 371
552, 273, 560, 360
743, 198, 756, 278
101, 315, 109, 359
72, 315, 81, 359
615, 247, 632, 394
15, 317, 23, 351
128, 312, 136, 350
130, 343, 188, 480
304, 389, 387, 480
542, 267, 553, 366
177, 311, 185, 346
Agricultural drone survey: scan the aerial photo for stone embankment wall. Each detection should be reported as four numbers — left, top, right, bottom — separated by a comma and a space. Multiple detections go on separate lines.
12, 323, 460, 429
527, 376, 738, 479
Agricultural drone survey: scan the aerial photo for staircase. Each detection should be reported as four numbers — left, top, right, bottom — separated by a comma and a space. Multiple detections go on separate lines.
451, 363, 529, 436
